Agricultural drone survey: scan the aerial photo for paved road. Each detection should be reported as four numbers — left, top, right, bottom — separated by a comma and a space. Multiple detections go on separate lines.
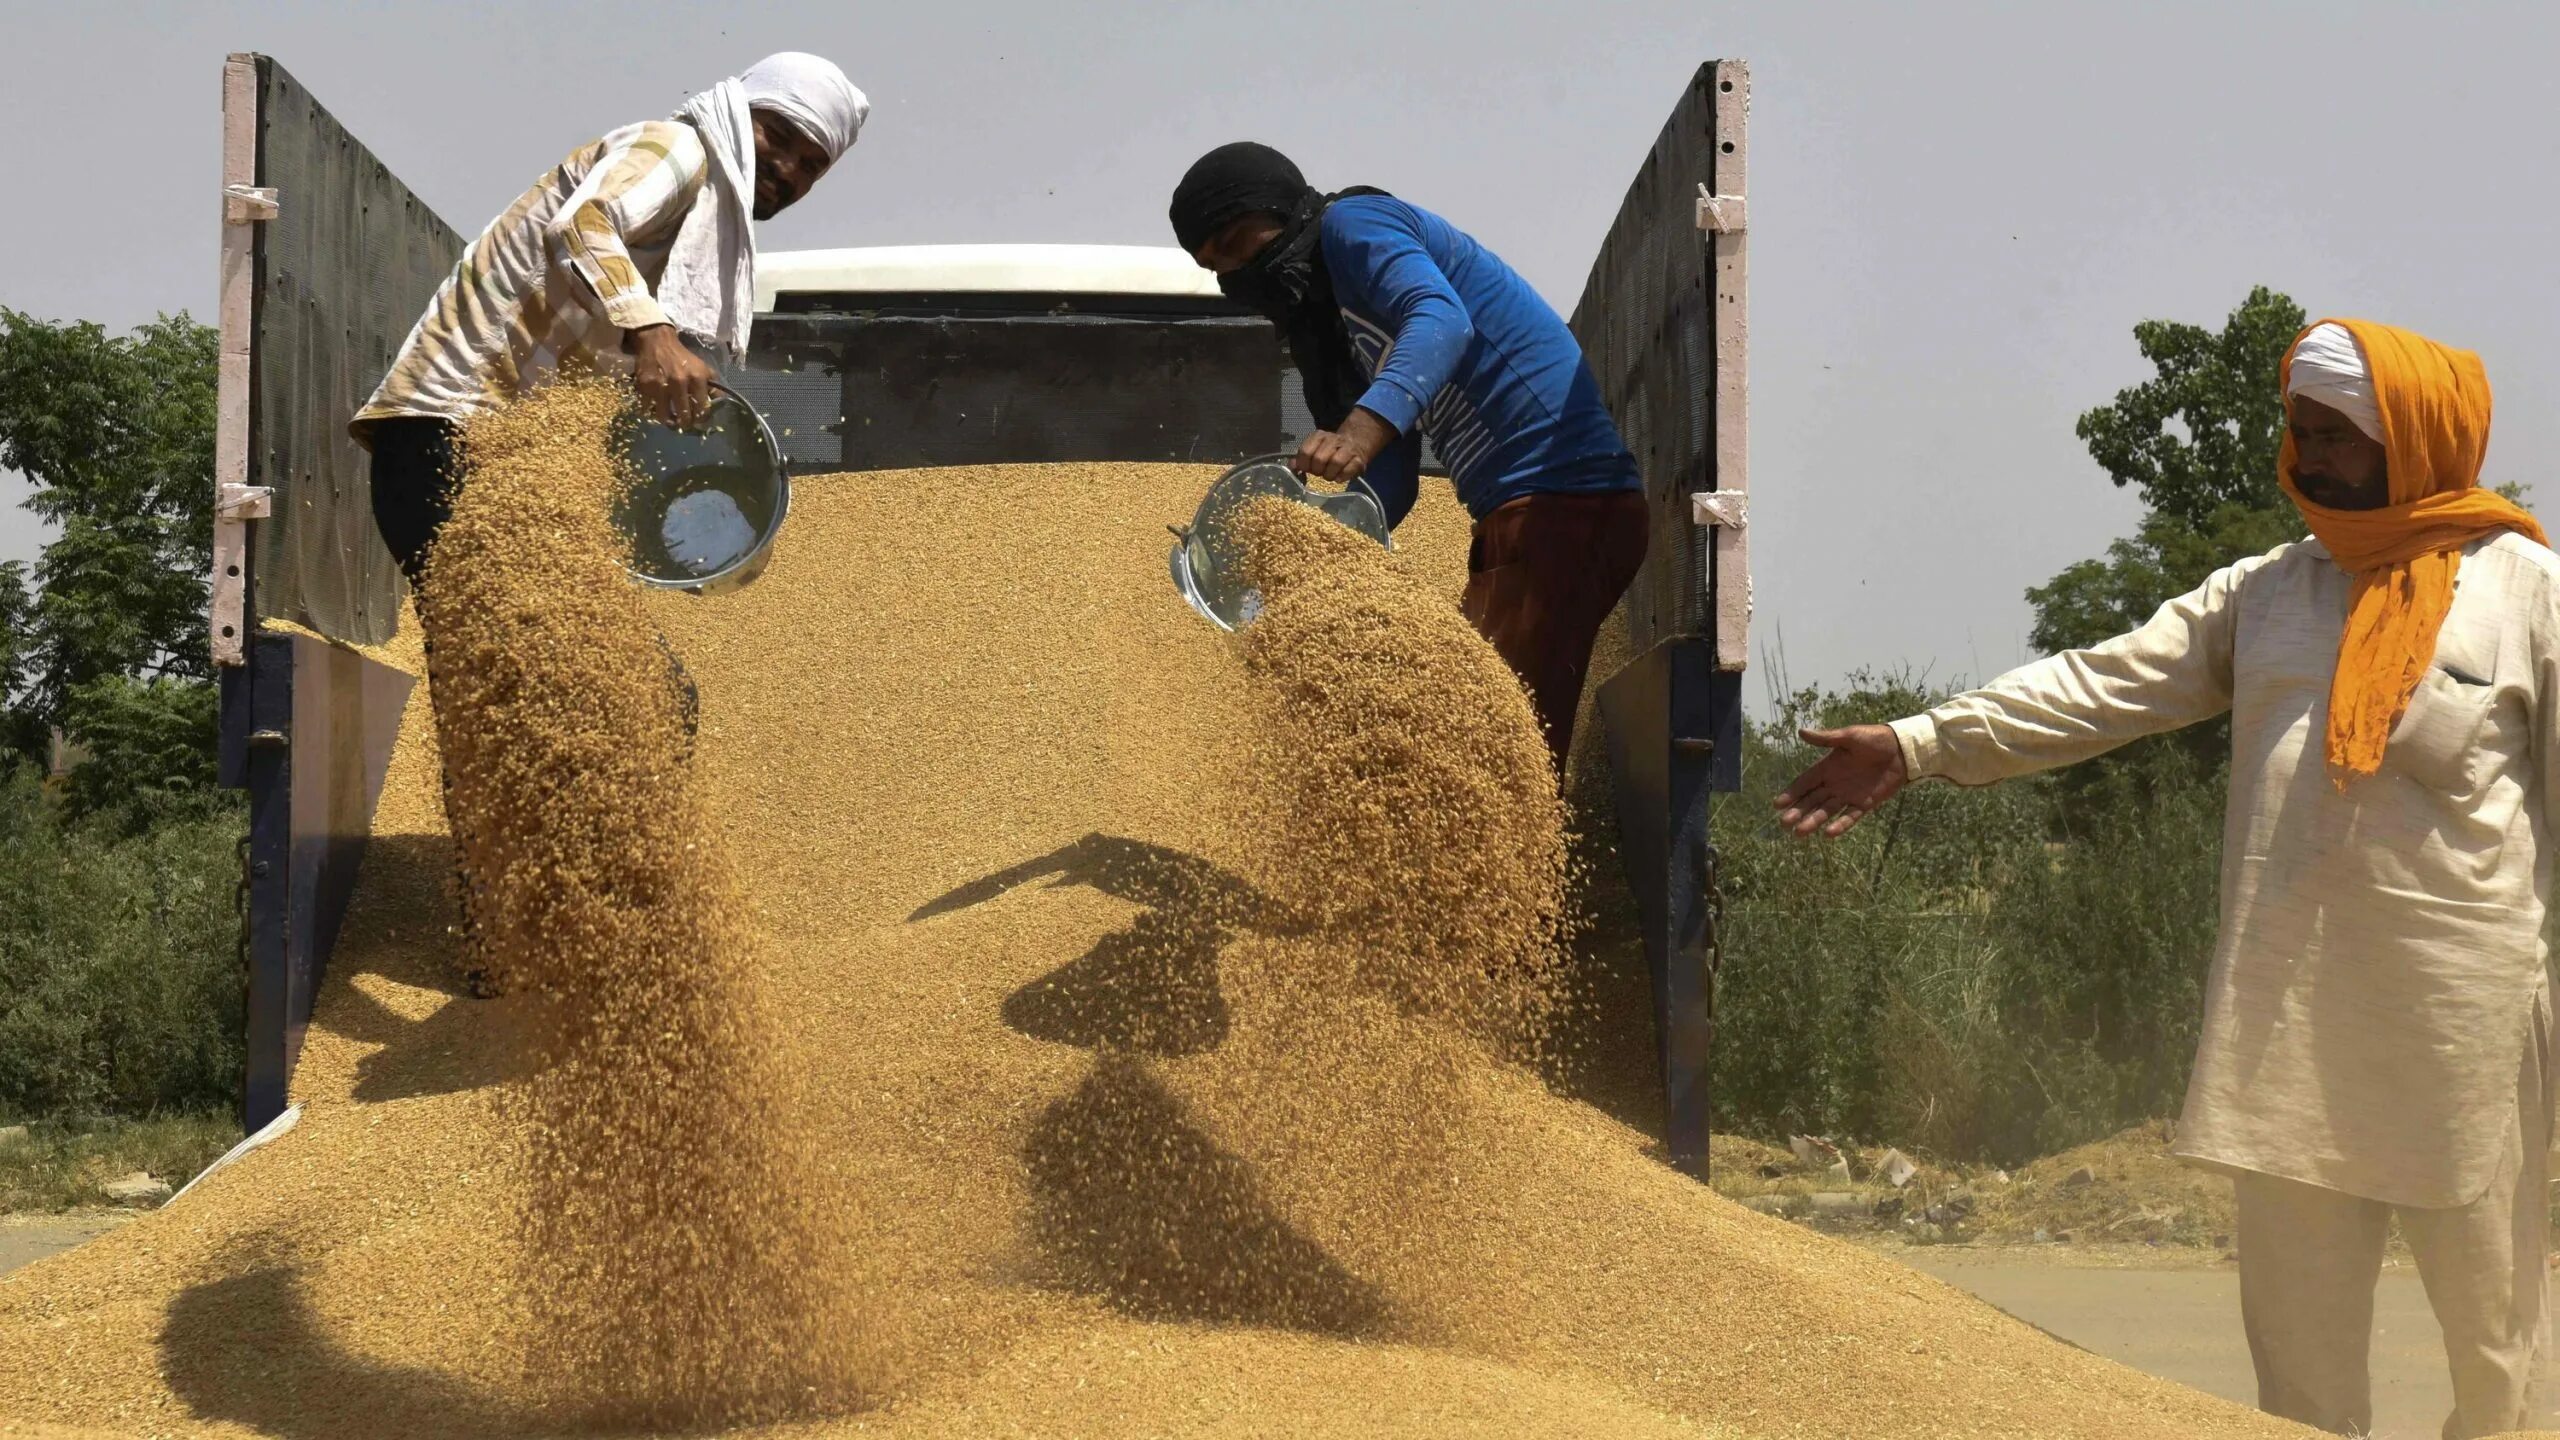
1912, 1250, 2553, 1439
0, 1213, 130, 1278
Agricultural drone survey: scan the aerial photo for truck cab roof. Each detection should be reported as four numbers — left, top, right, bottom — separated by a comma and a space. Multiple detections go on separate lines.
756, 243, 1229, 314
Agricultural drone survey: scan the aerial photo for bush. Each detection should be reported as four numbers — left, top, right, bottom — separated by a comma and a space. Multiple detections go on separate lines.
0, 767, 245, 1118
1706, 673, 2225, 1166
1984, 738, 2224, 1156
58, 674, 224, 834
0, 1112, 242, 1213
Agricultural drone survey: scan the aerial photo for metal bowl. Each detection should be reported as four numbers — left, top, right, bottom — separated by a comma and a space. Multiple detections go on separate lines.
612, 382, 791, 595
1168, 454, 1392, 631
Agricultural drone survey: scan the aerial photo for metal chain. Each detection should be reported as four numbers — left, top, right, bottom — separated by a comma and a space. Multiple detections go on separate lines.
1701, 839, 1727, 1036
1697, 836, 1729, 1174
232, 829, 255, 1129
232, 831, 253, 978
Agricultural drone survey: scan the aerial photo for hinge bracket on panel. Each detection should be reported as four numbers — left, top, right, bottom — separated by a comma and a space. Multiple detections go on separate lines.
1690, 490, 1747, 529
222, 184, 278, 223
217, 483, 273, 520
1695, 184, 1746, 235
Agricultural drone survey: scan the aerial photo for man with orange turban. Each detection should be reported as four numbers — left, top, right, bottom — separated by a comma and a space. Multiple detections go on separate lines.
1774, 319, 2556, 1437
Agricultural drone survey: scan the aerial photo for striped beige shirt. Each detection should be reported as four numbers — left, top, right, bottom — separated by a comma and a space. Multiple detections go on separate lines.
1890, 533, 2560, 1207
353, 119, 709, 437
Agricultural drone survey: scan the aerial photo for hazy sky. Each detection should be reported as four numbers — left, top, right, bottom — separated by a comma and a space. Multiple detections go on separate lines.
5, 0, 2553, 700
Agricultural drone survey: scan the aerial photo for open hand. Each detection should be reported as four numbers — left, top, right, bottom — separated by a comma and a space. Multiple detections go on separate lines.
1774, 724, 1908, 837
631, 324, 717, 428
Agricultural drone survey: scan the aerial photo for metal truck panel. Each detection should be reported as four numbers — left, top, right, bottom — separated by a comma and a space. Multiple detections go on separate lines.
1572, 60, 1753, 1179
230, 52, 463, 652
236, 632, 416, 1130
216, 52, 449, 1128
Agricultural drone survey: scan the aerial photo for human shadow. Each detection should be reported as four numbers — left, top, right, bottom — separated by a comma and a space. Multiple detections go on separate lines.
1002, 907, 1232, 1057
909, 832, 1293, 929
915, 834, 1298, 1060
1021, 1053, 1392, 1338
315, 832, 529, 1104
159, 1246, 531, 1439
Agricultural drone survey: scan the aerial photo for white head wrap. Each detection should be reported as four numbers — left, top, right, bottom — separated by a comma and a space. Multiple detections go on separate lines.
740, 53, 868, 164
659, 53, 869, 360
2286, 322, 2384, 444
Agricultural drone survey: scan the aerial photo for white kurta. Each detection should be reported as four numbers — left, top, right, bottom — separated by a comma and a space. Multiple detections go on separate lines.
1890, 533, 2560, 1207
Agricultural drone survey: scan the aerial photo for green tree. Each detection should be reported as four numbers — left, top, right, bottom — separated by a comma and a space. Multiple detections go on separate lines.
2072, 285, 2304, 527
0, 310, 222, 818
58, 677, 227, 832
2028, 286, 2307, 655
0, 565, 42, 762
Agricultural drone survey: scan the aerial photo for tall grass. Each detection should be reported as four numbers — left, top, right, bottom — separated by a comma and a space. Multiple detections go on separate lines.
1707, 672, 2225, 1165
0, 767, 246, 1121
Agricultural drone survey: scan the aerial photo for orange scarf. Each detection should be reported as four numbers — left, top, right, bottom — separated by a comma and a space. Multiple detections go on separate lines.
2276, 318, 2545, 783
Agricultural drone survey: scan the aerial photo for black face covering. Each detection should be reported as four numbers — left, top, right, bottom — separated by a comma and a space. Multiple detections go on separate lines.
1215, 191, 1324, 317
1171, 143, 1389, 434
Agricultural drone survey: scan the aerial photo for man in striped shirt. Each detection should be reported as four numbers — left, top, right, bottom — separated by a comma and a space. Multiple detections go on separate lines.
355, 52, 866, 586
353, 53, 865, 995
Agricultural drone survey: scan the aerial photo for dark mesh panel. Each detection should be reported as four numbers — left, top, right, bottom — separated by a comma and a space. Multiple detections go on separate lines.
737, 305, 1447, 478
1568, 63, 1723, 653
736, 312, 1288, 471
250, 57, 462, 644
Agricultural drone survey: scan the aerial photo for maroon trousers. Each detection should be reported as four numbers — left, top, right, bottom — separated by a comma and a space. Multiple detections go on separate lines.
1458, 490, 1651, 776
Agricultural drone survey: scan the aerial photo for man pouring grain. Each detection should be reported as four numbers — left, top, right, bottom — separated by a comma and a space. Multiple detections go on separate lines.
355, 51, 865, 580
351, 52, 867, 993
1778, 319, 2558, 1439
1171, 143, 1648, 778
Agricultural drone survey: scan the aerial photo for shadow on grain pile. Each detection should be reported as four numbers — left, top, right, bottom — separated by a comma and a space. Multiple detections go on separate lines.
920, 832, 1282, 1058
159, 1242, 526, 1440
318, 832, 531, 1105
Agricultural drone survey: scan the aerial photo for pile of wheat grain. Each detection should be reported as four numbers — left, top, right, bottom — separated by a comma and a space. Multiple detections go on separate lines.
0, 416, 2317, 1437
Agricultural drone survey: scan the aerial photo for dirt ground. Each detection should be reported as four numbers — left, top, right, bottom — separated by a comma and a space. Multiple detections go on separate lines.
1708, 1124, 2560, 1440
1707, 1122, 2241, 1250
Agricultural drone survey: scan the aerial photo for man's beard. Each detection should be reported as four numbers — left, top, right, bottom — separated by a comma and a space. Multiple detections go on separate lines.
754, 173, 792, 220
2298, 474, 2387, 510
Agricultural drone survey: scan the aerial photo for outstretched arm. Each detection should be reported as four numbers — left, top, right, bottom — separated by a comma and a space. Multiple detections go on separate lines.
1778, 555, 2257, 836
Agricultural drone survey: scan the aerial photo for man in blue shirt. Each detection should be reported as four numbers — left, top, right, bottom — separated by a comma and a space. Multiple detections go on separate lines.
1169, 142, 1649, 776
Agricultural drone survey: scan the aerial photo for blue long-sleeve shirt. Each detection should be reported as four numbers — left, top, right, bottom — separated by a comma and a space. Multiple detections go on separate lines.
1320, 194, 1641, 526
